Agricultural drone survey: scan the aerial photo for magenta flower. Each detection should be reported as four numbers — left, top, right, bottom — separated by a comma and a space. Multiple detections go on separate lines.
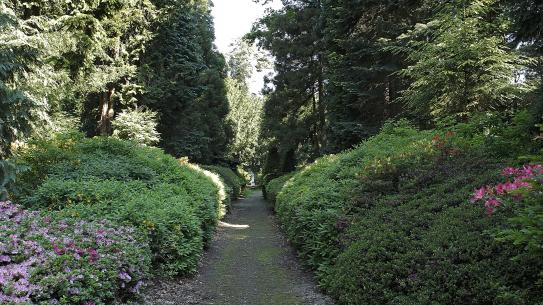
53, 244, 65, 255
87, 248, 99, 263
502, 167, 517, 176
472, 163, 543, 215
471, 187, 486, 202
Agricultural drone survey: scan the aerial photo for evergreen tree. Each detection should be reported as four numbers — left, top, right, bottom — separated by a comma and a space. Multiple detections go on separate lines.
140, 0, 230, 163
323, 0, 426, 152
5, 0, 157, 136
0, 4, 43, 158
249, 0, 326, 172
398, 0, 524, 121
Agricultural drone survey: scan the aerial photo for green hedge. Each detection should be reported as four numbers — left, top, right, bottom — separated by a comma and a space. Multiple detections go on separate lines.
15, 133, 223, 276
275, 122, 542, 304
202, 165, 245, 199
263, 172, 296, 206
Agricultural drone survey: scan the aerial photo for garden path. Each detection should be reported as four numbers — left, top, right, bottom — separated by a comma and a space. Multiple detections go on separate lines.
143, 190, 334, 305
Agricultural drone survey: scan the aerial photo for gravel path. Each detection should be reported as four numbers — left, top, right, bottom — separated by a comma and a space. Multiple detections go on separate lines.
142, 190, 335, 305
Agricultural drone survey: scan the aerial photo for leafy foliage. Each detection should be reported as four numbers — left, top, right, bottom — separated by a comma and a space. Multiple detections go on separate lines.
0, 4, 43, 158
15, 134, 222, 276
0, 160, 15, 201
0, 201, 151, 304
253, 0, 542, 176
249, 0, 327, 168
263, 172, 295, 206
472, 164, 543, 271
139, 0, 230, 163
112, 107, 160, 146
398, 0, 524, 121
202, 165, 245, 200
225, 77, 263, 170
274, 121, 542, 304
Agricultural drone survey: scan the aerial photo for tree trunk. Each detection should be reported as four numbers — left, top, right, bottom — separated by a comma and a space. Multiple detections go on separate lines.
98, 87, 115, 136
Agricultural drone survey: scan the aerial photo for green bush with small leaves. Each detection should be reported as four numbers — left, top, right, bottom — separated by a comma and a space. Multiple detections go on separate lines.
202, 165, 245, 199
275, 121, 543, 304
263, 172, 296, 207
14, 133, 222, 276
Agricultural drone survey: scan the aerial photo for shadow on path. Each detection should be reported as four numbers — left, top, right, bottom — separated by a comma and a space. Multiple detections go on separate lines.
143, 191, 334, 305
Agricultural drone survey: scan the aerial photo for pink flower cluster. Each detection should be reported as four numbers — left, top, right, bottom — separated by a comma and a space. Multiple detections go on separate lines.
471, 164, 543, 215
0, 201, 149, 304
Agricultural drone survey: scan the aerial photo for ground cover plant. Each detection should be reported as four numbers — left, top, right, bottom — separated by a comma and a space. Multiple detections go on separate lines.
0, 201, 150, 304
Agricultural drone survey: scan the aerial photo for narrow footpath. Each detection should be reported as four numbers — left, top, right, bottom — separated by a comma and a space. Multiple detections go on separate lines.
143, 190, 334, 305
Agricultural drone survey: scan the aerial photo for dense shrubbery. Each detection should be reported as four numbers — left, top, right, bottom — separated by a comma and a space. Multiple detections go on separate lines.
112, 107, 161, 146
0, 201, 150, 304
274, 121, 543, 305
263, 172, 296, 206
202, 165, 245, 200
0, 161, 15, 201
14, 134, 223, 276
472, 164, 543, 276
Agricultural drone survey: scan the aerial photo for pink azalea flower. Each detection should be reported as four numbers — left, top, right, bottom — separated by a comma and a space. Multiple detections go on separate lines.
53, 244, 65, 255
495, 183, 507, 195
485, 197, 501, 208
502, 167, 517, 176
471, 187, 486, 202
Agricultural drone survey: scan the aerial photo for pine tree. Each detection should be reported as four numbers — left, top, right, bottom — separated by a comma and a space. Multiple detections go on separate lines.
140, 0, 230, 163
249, 0, 327, 171
322, 0, 426, 152
0, 4, 42, 158
399, 0, 524, 121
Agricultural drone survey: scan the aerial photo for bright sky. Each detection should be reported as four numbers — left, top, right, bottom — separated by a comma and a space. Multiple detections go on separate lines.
211, 0, 282, 94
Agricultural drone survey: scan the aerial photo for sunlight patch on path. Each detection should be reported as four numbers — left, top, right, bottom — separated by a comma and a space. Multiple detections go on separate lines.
218, 221, 250, 229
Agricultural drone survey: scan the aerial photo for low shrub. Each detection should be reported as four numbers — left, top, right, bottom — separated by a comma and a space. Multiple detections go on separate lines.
263, 172, 296, 206
276, 121, 435, 269
14, 134, 222, 276
189, 164, 231, 218
202, 165, 245, 199
0, 201, 151, 305
275, 121, 543, 304
321, 154, 541, 304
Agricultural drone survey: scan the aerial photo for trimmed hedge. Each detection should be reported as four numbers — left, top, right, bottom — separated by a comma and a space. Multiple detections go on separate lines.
274, 122, 543, 305
202, 165, 245, 199
15, 134, 223, 276
263, 172, 296, 206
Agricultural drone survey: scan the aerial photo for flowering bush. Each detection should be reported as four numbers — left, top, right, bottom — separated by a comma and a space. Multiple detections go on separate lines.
0, 201, 151, 304
471, 164, 543, 257
471, 164, 541, 214
111, 107, 160, 146
274, 121, 543, 304
14, 135, 223, 276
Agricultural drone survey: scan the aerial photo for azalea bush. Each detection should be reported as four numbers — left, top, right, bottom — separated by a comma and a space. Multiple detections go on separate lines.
276, 121, 435, 270
13, 134, 222, 276
202, 165, 245, 199
0, 201, 151, 305
274, 121, 543, 305
471, 164, 543, 262
263, 172, 296, 207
